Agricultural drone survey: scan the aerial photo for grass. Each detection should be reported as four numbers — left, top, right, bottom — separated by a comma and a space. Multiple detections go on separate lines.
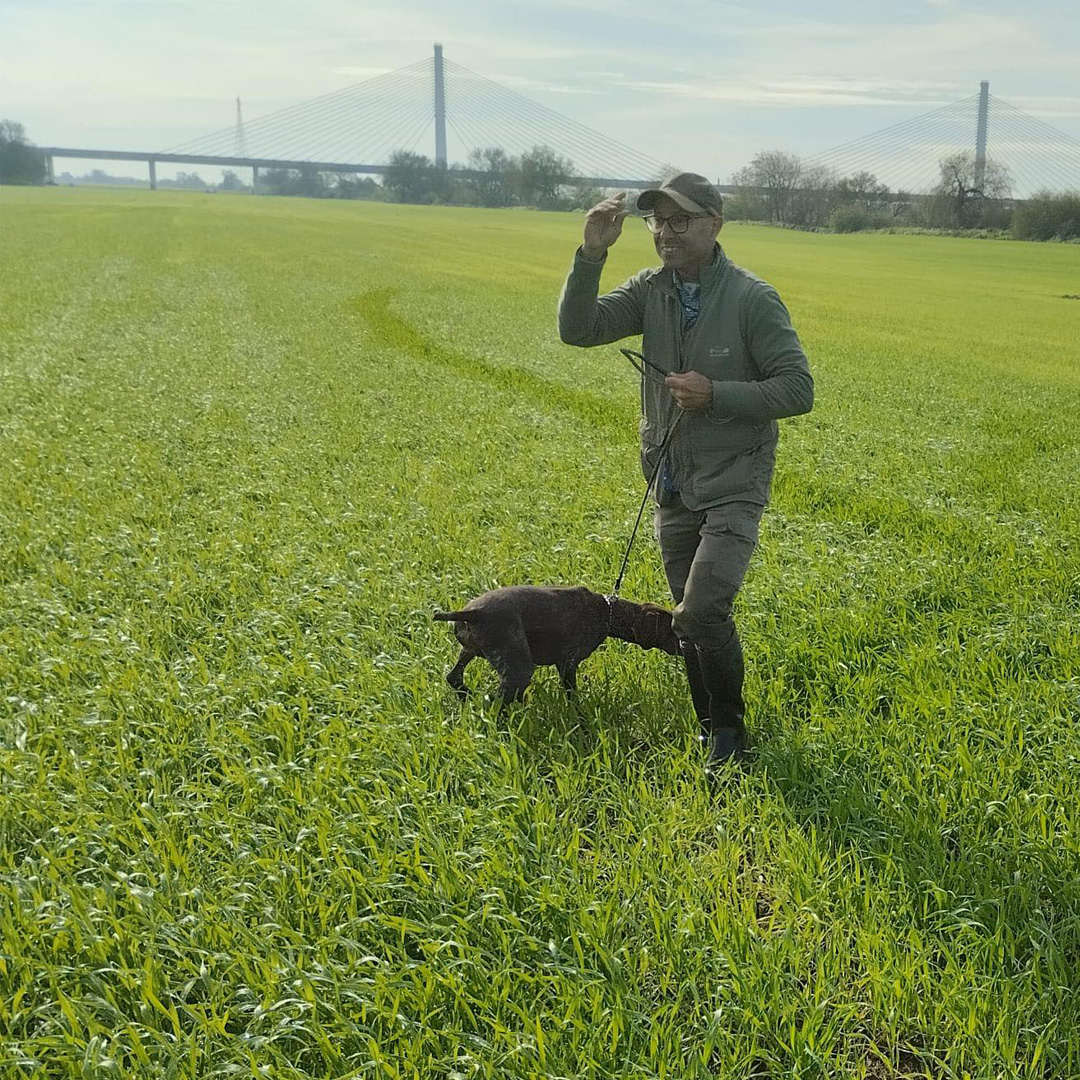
1, 186, 1079, 1078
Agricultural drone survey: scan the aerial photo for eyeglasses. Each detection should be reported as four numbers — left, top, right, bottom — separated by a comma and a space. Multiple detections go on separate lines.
644, 212, 712, 234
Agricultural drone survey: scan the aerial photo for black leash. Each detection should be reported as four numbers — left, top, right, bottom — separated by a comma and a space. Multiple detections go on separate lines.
619, 347, 670, 386
612, 348, 683, 597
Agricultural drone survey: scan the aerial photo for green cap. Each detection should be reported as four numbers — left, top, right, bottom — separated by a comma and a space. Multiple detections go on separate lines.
637, 172, 723, 217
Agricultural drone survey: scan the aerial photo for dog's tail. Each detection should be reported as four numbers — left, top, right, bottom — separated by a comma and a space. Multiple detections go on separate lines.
433, 609, 484, 623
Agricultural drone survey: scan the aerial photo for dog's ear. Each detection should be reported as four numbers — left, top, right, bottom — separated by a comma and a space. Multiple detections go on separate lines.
639, 603, 669, 623
643, 606, 680, 654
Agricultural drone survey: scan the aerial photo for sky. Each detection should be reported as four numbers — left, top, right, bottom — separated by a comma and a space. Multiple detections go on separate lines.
1, 0, 1078, 190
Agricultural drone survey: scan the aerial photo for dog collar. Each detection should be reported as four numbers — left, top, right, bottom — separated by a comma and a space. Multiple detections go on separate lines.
603, 593, 616, 627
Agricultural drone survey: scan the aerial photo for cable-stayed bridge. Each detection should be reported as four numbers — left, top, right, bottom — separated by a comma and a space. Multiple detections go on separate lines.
807, 85, 1080, 198
41, 45, 672, 191
165, 51, 674, 186
39, 45, 1080, 198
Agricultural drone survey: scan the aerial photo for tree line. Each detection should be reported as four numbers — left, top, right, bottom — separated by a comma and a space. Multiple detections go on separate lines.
726, 148, 1012, 232
3, 118, 1076, 241
726, 148, 1077, 240
258, 145, 604, 211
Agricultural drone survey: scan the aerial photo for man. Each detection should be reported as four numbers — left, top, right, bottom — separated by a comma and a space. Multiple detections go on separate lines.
558, 172, 813, 768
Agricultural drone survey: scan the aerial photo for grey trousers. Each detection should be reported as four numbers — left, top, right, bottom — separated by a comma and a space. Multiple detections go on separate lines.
653, 496, 764, 649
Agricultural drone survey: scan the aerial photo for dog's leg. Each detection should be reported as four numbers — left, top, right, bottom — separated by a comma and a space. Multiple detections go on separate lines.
446, 649, 477, 698
493, 659, 534, 703
557, 659, 580, 694
461, 616, 534, 704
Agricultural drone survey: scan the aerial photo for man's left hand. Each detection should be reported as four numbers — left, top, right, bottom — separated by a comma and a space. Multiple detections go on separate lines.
664, 371, 713, 411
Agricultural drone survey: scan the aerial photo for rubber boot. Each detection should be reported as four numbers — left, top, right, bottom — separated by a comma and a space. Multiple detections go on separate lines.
695, 624, 748, 767
681, 643, 712, 742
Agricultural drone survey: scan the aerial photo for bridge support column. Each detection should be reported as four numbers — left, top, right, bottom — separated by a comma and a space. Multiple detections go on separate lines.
975, 80, 989, 189
434, 43, 447, 167
45, 155, 54, 184
149, 158, 157, 190
252, 165, 259, 194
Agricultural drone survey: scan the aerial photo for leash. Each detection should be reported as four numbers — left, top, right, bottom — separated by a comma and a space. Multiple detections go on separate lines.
611, 348, 684, 597
619, 347, 671, 385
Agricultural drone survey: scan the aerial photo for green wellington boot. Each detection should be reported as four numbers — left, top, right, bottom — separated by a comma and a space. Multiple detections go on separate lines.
694, 627, 748, 768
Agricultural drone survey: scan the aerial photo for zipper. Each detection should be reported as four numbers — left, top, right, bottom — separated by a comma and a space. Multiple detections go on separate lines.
674, 294, 685, 372
669, 294, 687, 492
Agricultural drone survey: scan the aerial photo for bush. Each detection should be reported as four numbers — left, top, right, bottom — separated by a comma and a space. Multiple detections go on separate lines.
829, 203, 872, 233
828, 203, 888, 233
723, 191, 768, 222
1013, 191, 1080, 241
567, 184, 604, 211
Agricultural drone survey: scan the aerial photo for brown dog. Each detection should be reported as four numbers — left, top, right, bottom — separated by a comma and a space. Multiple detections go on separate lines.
434, 585, 680, 700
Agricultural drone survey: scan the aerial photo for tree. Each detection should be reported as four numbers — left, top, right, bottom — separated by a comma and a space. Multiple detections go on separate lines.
724, 168, 768, 222
0, 118, 47, 185
425, 162, 452, 205
822, 169, 894, 232
334, 175, 382, 200
293, 164, 329, 198
382, 150, 434, 203
732, 151, 803, 224
1, 119, 28, 143
515, 145, 574, 208
258, 167, 329, 198
1013, 189, 1080, 241
261, 168, 296, 196
788, 163, 837, 229
173, 171, 206, 190
566, 181, 605, 211
930, 151, 1011, 228
219, 169, 246, 192
467, 146, 515, 207
834, 170, 890, 212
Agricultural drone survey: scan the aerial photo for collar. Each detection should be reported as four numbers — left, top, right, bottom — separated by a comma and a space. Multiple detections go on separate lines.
603, 593, 616, 628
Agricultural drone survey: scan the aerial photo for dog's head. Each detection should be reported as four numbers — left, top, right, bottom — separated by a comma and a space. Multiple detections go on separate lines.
612, 599, 681, 655
639, 602, 682, 655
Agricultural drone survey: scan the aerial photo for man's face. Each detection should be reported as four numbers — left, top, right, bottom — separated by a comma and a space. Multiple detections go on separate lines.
648, 193, 721, 275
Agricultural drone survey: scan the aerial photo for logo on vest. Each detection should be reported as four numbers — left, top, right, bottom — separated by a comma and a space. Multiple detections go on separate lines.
709, 347, 731, 358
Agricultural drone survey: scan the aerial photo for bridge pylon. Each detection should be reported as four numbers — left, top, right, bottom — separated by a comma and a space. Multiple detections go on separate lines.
434, 44, 447, 167
975, 81, 989, 188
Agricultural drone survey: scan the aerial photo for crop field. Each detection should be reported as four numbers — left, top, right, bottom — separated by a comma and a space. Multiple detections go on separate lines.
1, 186, 1079, 1078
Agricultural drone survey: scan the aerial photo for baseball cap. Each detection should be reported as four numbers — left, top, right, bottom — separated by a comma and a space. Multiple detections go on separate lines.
637, 172, 723, 217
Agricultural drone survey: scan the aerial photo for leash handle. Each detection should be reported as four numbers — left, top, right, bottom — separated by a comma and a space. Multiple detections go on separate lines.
619, 347, 670, 386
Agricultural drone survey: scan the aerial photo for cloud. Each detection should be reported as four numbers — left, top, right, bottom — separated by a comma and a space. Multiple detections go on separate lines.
327, 66, 397, 80
1004, 95, 1080, 121
477, 74, 604, 97
603, 74, 965, 109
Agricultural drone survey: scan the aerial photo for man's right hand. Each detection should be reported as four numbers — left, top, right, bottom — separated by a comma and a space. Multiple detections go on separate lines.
582, 192, 629, 261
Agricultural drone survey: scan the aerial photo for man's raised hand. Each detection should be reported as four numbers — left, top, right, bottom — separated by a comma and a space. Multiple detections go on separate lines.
582, 192, 630, 261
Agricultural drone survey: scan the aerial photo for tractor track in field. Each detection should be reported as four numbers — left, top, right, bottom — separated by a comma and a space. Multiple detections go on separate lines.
353, 287, 636, 443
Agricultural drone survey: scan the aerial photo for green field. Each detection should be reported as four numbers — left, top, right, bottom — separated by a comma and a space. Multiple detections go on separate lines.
1, 187, 1079, 1078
